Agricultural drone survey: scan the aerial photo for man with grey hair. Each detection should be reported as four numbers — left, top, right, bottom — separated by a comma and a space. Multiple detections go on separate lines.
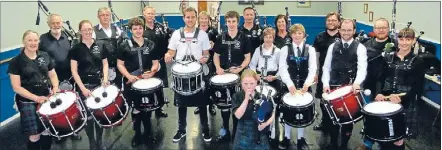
94, 7, 123, 88
39, 13, 82, 142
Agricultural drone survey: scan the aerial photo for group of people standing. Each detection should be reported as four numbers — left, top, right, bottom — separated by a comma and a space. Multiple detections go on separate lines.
8, 4, 425, 150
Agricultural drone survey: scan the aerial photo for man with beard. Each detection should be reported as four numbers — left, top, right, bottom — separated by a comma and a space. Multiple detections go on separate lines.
312, 12, 341, 131
322, 19, 367, 150
93, 7, 122, 89
141, 6, 171, 117
39, 13, 82, 142
357, 18, 391, 150
239, 7, 263, 55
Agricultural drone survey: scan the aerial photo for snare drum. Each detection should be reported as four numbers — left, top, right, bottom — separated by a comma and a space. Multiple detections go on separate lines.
37, 91, 86, 138
85, 85, 128, 128
323, 85, 366, 125
362, 101, 406, 142
209, 73, 240, 109
131, 78, 165, 111
280, 92, 315, 128
255, 85, 277, 100
171, 61, 204, 96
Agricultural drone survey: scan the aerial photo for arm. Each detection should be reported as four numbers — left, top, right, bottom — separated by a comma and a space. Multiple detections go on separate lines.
70, 60, 87, 91
321, 43, 334, 88
10, 74, 41, 102
102, 58, 109, 84
248, 47, 260, 71
240, 53, 251, 70
353, 44, 368, 85
48, 69, 59, 92
304, 46, 317, 87
279, 46, 295, 88
234, 95, 250, 119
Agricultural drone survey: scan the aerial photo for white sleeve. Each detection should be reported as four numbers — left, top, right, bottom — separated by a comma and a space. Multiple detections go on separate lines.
201, 31, 211, 51
279, 46, 294, 88
354, 43, 368, 85
304, 46, 317, 86
275, 49, 281, 77
249, 47, 260, 71
322, 43, 334, 87
167, 30, 180, 51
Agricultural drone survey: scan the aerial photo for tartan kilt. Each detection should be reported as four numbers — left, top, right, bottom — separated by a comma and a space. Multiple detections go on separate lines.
16, 96, 45, 136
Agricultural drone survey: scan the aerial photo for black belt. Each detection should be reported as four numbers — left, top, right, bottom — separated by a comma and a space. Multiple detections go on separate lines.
256, 70, 278, 76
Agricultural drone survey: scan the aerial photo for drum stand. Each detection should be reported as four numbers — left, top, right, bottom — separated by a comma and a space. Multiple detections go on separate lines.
38, 92, 88, 140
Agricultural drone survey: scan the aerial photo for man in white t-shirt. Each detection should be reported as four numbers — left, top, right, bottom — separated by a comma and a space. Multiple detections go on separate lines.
164, 7, 212, 143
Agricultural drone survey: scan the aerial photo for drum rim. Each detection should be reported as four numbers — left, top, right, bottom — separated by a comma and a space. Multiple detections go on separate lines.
38, 91, 78, 116
131, 78, 164, 92
40, 110, 87, 138
283, 117, 316, 128
362, 105, 404, 117
38, 98, 81, 117
365, 134, 406, 142
85, 85, 121, 109
324, 85, 354, 101
172, 87, 204, 96
281, 92, 314, 109
93, 99, 130, 128
209, 74, 240, 86
171, 62, 203, 75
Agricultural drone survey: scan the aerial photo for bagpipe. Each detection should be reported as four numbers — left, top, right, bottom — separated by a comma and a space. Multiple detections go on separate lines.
251, 73, 275, 144
35, 0, 79, 47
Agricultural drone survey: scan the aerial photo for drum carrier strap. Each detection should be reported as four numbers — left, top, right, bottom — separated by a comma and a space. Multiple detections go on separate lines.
127, 38, 152, 75
259, 45, 276, 77
221, 33, 242, 69
179, 27, 200, 62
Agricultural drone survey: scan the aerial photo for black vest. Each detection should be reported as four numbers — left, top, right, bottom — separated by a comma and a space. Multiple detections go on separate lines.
382, 52, 417, 93
94, 24, 119, 67
286, 44, 310, 88
330, 40, 359, 85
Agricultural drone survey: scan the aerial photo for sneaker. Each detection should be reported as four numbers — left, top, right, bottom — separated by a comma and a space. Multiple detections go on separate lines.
278, 137, 290, 149
172, 131, 186, 142
297, 138, 308, 150
202, 131, 212, 142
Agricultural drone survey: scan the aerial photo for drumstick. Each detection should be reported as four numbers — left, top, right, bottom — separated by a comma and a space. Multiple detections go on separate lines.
385, 93, 406, 99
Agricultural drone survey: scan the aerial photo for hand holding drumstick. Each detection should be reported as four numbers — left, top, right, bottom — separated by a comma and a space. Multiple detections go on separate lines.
375, 93, 407, 104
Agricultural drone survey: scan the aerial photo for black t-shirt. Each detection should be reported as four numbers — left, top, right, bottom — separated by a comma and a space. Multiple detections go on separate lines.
213, 32, 252, 69
117, 38, 160, 74
239, 24, 264, 51
143, 22, 173, 57
39, 31, 72, 79
232, 91, 255, 120
313, 31, 340, 68
8, 51, 55, 87
274, 31, 292, 49
68, 41, 108, 76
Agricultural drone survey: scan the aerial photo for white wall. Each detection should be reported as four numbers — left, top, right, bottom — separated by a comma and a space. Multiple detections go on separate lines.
220, 1, 337, 16
0, 1, 142, 51
342, 1, 440, 43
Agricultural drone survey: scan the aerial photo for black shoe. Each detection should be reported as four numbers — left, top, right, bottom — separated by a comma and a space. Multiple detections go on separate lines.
172, 131, 186, 142
216, 133, 231, 142
313, 121, 325, 131
325, 144, 338, 150
55, 137, 66, 144
269, 138, 278, 147
194, 108, 200, 114
278, 137, 290, 149
144, 135, 157, 144
70, 134, 82, 141
209, 105, 216, 115
202, 131, 212, 142
297, 138, 308, 150
131, 135, 142, 147
155, 109, 168, 118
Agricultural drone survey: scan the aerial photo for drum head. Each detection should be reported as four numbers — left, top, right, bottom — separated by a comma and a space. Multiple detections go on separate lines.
172, 61, 202, 74
86, 85, 119, 109
363, 101, 402, 115
132, 78, 162, 90
39, 92, 76, 115
210, 73, 239, 84
255, 85, 276, 97
325, 86, 352, 100
283, 92, 313, 107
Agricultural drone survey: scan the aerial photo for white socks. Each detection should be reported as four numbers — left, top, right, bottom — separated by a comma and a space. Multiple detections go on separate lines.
284, 124, 305, 139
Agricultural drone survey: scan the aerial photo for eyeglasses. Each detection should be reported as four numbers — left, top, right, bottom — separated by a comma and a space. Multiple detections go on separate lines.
375, 27, 389, 30
80, 29, 93, 32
